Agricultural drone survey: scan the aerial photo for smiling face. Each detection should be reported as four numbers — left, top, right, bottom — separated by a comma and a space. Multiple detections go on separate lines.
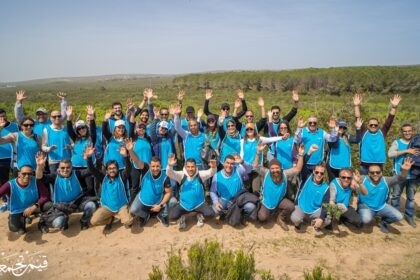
368, 165, 383, 184
115, 125, 126, 137
312, 165, 325, 184
106, 163, 119, 178
50, 111, 62, 125
150, 160, 161, 177
36, 111, 48, 123
140, 111, 149, 123
58, 161, 72, 178
227, 121, 236, 134
401, 125, 414, 141
77, 126, 88, 137
160, 109, 169, 121
188, 120, 199, 135
185, 161, 197, 177
271, 108, 281, 121
244, 111, 254, 123
18, 166, 34, 185
269, 164, 283, 183
112, 104, 122, 117
367, 119, 379, 133
136, 125, 146, 137
223, 158, 235, 175
278, 123, 289, 136
20, 119, 35, 135
339, 169, 353, 188
307, 116, 318, 132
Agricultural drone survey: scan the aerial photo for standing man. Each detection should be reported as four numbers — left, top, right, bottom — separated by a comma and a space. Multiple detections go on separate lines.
388, 123, 420, 227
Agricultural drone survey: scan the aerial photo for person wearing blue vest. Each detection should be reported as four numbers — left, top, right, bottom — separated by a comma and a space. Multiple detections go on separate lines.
234, 97, 266, 138
291, 149, 331, 231
356, 158, 413, 233
41, 109, 72, 174
167, 156, 217, 229
14, 90, 68, 137
294, 115, 338, 176
0, 163, 50, 235
0, 110, 19, 186
0, 117, 41, 172
131, 88, 155, 136
35, 153, 97, 232
203, 89, 247, 131
388, 123, 420, 228
87, 140, 135, 230
254, 141, 305, 231
268, 119, 297, 170
210, 154, 257, 224
263, 90, 299, 136
326, 118, 362, 181
327, 169, 368, 228
102, 118, 128, 170
104, 101, 130, 137
128, 114, 153, 201
359, 94, 401, 175
173, 104, 207, 170
203, 114, 220, 152
129, 156, 172, 227
218, 115, 242, 166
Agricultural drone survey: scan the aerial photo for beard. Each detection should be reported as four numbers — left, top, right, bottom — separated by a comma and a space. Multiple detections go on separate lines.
271, 171, 282, 183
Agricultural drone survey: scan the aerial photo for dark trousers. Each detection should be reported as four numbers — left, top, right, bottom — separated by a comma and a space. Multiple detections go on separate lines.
130, 168, 143, 203
170, 203, 215, 220
258, 198, 294, 222
0, 158, 11, 185
340, 206, 362, 228
326, 162, 340, 182
8, 201, 52, 232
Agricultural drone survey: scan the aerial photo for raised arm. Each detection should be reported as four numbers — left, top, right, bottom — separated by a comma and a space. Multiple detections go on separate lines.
204, 89, 216, 117
15, 90, 27, 122
172, 105, 187, 140
283, 90, 299, 122
66, 106, 77, 142
57, 92, 68, 122
353, 93, 362, 120
235, 90, 247, 119
382, 95, 401, 137
323, 117, 338, 143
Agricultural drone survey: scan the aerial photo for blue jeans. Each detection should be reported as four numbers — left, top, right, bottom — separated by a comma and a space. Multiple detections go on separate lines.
129, 196, 168, 219
391, 179, 417, 218
358, 203, 403, 225
51, 201, 97, 228
212, 197, 256, 216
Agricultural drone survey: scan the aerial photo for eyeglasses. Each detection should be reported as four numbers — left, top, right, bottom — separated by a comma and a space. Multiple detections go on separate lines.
107, 167, 117, 171
340, 176, 352, 180
308, 122, 317, 126
222, 108, 229, 111
20, 172, 33, 177
279, 126, 288, 130
314, 171, 324, 176
22, 123, 34, 128
77, 126, 87, 130
59, 167, 71, 170
246, 128, 254, 131
245, 115, 253, 118
51, 115, 62, 119
402, 130, 412, 134
369, 124, 378, 128
272, 111, 279, 115
369, 170, 382, 175
207, 119, 215, 123
339, 126, 347, 130
160, 113, 168, 116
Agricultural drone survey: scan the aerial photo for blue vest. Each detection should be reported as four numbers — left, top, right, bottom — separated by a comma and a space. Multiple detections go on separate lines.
53, 172, 82, 204
329, 137, 351, 169
181, 118, 190, 132
331, 178, 352, 207
261, 171, 287, 210
220, 134, 241, 163
45, 125, 71, 161
216, 169, 243, 202
100, 174, 129, 212
133, 137, 152, 169
240, 122, 258, 138
360, 130, 386, 164
146, 124, 152, 137
34, 120, 51, 137
0, 122, 18, 160
72, 138, 96, 168
160, 137, 173, 170
180, 176, 205, 211
359, 177, 388, 211
394, 139, 410, 179
9, 177, 39, 214
139, 170, 167, 206
297, 176, 329, 214
207, 131, 220, 151
16, 132, 39, 170
108, 116, 130, 137
95, 126, 104, 159
104, 137, 126, 170
184, 132, 206, 165
302, 127, 325, 165
275, 137, 294, 169
242, 139, 261, 166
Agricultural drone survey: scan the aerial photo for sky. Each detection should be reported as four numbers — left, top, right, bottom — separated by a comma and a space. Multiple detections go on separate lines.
0, 0, 419, 82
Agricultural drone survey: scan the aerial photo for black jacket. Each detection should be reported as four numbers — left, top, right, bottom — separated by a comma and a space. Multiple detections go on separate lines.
225, 189, 260, 227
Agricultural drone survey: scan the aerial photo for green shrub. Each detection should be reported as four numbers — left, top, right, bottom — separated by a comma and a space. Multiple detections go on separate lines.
304, 266, 337, 280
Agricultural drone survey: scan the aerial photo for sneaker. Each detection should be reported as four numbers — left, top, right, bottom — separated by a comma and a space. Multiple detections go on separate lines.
276, 217, 289, 231
379, 221, 389, 233
294, 224, 301, 231
196, 214, 205, 228
104, 216, 115, 231
157, 215, 169, 227
80, 220, 89, 230
405, 215, 417, 228
178, 215, 186, 229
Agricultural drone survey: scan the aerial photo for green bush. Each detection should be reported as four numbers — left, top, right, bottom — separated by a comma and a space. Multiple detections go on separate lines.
304, 266, 337, 280
147, 240, 274, 280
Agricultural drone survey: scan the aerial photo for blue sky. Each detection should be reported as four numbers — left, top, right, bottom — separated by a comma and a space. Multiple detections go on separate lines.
0, 0, 419, 82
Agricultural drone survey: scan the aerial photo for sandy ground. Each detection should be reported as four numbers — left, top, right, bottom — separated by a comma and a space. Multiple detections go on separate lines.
1, 194, 419, 280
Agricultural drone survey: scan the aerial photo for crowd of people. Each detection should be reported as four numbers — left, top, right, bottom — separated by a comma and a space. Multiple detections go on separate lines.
0, 89, 419, 236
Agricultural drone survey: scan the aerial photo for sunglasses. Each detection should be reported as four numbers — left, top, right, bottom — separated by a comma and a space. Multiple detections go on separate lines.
222, 108, 229, 111
246, 128, 254, 131
227, 125, 235, 128
309, 122, 317, 126
369, 170, 382, 175
245, 115, 253, 118
314, 171, 324, 176
369, 124, 378, 128
51, 115, 62, 119
22, 123, 34, 128
207, 119, 215, 123
339, 126, 347, 130
59, 167, 71, 170
340, 176, 352, 180
77, 126, 87, 130
272, 112, 280, 115
160, 113, 169, 116
21, 172, 33, 177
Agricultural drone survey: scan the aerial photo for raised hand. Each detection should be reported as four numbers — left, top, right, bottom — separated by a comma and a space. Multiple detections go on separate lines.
308, 144, 319, 154
16, 90, 27, 103
298, 144, 305, 155
66, 106, 73, 119
292, 90, 299, 102
266, 110, 273, 121
236, 89, 245, 99
197, 108, 203, 119
35, 152, 47, 166
57, 92, 67, 101
353, 94, 362, 106
104, 110, 112, 121
205, 89, 213, 100
282, 133, 290, 140
328, 117, 337, 129
257, 141, 267, 153
168, 154, 177, 167
209, 159, 217, 168
119, 144, 128, 158
144, 88, 156, 100
124, 138, 134, 151
177, 90, 185, 102
84, 145, 95, 158
153, 106, 160, 117
86, 105, 95, 117
407, 148, 420, 156
233, 153, 243, 164
390, 94, 402, 108
355, 118, 363, 129
258, 96, 265, 107
297, 116, 306, 128
49, 145, 57, 151
218, 112, 226, 124
352, 170, 361, 184
401, 157, 414, 171
234, 98, 241, 109
127, 98, 134, 110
